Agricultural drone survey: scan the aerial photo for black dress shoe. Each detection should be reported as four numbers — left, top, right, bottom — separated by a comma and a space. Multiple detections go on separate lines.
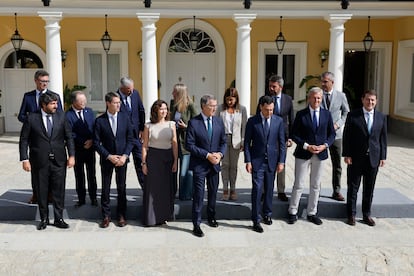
263, 216, 273, 225
74, 200, 85, 208
54, 219, 69, 229
208, 218, 219, 228
363, 216, 376, 226
347, 216, 356, 226
307, 215, 323, 225
192, 225, 204, 237
91, 199, 98, 206
37, 219, 49, 230
28, 194, 37, 204
277, 193, 289, 202
117, 216, 127, 227
252, 223, 263, 233
287, 214, 298, 224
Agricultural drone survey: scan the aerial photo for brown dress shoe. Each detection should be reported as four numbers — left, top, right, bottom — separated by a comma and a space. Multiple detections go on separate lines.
332, 192, 345, 201
117, 216, 127, 227
363, 216, 376, 226
100, 217, 111, 228
229, 191, 237, 201
347, 216, 356, 226
221, 190, 229, 200
28, 194, 37, 204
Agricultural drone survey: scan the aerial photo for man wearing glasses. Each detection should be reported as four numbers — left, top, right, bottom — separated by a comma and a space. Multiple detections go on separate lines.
18, 70, 63, 204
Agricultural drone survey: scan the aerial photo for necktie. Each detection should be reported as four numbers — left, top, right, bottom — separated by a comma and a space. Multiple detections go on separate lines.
110, 116, 117, 136
125, 99, 131, 112
313, 110, 318, 130
263, 118, 269, 137
325, 93, 331, 109
274, 96, 280, 115
77, 111, 83, 121
366, 112, 372, 134
207, 117, 212, 140
46, 114, 53, 137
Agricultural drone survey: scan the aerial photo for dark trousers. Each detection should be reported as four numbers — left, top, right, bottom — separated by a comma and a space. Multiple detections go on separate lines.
131, 139, 145, 190
251, 162, 275, 223
329, 139, 343, 193
74, 147, 97, 202
192, 169, 219, 226
100, 162, 127, 219
33, 160, 66, 221
346, 157, 379, 217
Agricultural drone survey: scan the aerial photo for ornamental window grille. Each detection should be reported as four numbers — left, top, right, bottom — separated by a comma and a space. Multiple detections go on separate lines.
168, 28, 215, 53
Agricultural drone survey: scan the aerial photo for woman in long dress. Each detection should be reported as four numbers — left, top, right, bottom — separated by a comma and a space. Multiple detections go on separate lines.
142, 100, 178, 226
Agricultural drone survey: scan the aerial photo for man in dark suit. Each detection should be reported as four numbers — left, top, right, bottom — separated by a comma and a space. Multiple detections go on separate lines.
321, 72, 350, 202
66, 91, 97, 207
94, 92, 134, 228
343, 90, 387, 227
19, 92, 75, 230
116, 77, 146, 190
186, 94, 226, 237
266, 75, 294, 201
245, 95, 286, 233
288, 87, 336, 225
18, 70, 63, 204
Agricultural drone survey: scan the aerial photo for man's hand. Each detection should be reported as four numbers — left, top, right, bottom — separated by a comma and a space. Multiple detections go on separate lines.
22, 160, 31, 172
83, 139, 93, 149
245, 163, 252, 174
344, 157, 352, 165
115, 155, 127, 167
276, 163, 284, 173
67, 156, 75, 168
108, 154, 121, 165
207, 152, 221, 165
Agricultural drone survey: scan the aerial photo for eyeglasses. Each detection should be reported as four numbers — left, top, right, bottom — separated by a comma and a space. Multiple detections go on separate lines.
38, 80, 50, 83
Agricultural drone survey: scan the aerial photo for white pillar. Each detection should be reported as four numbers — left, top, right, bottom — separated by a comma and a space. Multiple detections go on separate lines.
233, 14, 256, 115
38, 11, 63, 100
326, 14, 352, 92
137, 13, 160, 120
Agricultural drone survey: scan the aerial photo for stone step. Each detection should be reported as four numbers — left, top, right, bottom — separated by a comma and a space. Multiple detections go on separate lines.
1, 188, 413, 221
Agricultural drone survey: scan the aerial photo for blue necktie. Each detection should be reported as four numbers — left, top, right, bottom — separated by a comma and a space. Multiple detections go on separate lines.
263, 118, 269, 137
366, 112, 372, 134
273, 96, 280, 115
46, 114, 53, 137
313, 110, 318, 130
207, 117, 212, 140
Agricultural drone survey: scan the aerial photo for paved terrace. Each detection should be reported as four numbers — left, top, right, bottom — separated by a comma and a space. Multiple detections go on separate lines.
0, 133, 413, 274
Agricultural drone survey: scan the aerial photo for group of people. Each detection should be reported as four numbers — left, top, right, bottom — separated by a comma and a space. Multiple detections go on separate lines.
18, 70, 387, 236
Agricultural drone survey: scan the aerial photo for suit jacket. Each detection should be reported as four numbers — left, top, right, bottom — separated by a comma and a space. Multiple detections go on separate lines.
322, 90, 350, 139
256, 93, 294, 139
19, 110, 75, 169
170, 100, 197, 155
93, 112, 134, 164
215, 104, 248, 149
18, 89, 63, 123
291, 107, 336, 160
65, 106, 95, 148
342, 108, 387, 168
186, 114, 227, 174
117, 89, 145, 139
244, 114, 286, 172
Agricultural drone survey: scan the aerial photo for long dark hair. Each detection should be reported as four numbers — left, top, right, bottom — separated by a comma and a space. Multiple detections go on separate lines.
222, 87, 240, 110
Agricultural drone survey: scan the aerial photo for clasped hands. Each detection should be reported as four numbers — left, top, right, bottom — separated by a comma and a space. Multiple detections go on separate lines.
108, 154, 127, 166
307, 144, 327, 154
207, 152, 222, 165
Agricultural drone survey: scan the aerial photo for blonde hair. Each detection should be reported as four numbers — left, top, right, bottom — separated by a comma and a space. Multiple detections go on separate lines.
173, 83, 193, 113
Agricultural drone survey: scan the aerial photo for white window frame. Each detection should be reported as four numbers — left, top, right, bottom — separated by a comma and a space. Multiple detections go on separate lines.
395, 39, 414, 119
257, 42, 307, 110
77, 41, 129, 111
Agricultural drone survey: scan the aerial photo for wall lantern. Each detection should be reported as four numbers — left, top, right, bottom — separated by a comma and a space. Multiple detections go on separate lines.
11, 13, 24, 52
101, 14, 112, 54
363, 16, 374, 52
190, 16, 199, 53
61, 50, 67, 67
319, 50, 329, 68
275, 16, 286, 54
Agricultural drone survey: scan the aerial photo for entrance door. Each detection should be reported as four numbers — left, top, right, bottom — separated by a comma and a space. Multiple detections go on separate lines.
166, 52, 217, 111
4, 69, 37, 132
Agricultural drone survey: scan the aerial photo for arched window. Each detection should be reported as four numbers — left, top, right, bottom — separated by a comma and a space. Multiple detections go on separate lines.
168, 28, 215, 53
4, 50, 43, 68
